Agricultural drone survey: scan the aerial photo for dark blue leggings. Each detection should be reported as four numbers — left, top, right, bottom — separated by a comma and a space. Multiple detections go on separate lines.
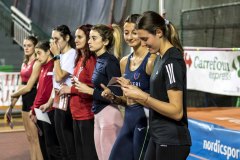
109, 105, 149, 160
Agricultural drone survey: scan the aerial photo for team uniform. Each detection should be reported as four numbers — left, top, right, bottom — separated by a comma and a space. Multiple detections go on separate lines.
145, 47, 192, 160
20, 60, 37, 111
20, 60, 43, 159
70, 56, 98, 160
31, 59, 61, 160
109, 52, 151, 160
53, 48, 76, 160
92, 51, 123, 160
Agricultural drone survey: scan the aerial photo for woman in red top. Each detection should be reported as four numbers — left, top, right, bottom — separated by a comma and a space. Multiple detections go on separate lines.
7, 36, 43, 160
30, 41, 62, 160
60, 24, 98, 160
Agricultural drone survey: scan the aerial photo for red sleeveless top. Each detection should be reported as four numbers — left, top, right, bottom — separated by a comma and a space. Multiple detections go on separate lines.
20, 60, 35, 83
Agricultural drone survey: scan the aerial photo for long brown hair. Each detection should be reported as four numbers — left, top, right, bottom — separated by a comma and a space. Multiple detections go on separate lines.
74, 24, 96, 67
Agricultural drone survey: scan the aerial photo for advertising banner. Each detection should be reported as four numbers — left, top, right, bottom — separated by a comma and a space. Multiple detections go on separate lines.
187, 119, 240, 160
0, 72, 22, 106
184, 47, 240, 96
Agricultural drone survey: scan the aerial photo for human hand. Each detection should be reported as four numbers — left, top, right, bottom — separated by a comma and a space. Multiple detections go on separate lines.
59, 85, 71, 96
71, 76, 78, 85
50, 40, 61, 56
39, 103, 50, 113
29, 110, 37, 123
121, 84, 148, 102
101, 84, 114, 101
75, 81, 91, 94
5, 107, 14, 129
10, 97, 18, 106
116, 77, 138, 105
116, 77, 131, 86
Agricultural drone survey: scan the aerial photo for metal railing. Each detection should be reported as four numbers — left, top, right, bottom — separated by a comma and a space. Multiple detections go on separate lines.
1, 2, 49, 46
10, 6, 49, 47
11, 6, 32, 47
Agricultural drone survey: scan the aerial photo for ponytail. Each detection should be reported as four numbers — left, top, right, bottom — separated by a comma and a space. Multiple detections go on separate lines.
111, 24, 122, 60
166, 23, 183, 53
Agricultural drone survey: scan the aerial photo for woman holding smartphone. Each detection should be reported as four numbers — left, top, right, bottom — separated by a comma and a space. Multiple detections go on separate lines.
74, 24, 123, 160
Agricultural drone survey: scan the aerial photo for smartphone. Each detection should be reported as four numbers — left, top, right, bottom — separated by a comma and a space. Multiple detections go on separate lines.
107, 77, 121, 87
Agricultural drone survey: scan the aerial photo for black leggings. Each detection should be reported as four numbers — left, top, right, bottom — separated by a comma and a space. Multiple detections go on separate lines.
73, 119, 98, 160
144, 138, 190, 160
37, 110, 62, 160
54, 107, 76, 160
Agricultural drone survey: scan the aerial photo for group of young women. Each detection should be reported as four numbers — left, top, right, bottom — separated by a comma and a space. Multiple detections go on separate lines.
7, 11, 191, 160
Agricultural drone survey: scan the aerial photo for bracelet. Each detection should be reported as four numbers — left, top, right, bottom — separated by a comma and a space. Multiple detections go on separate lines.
144, 95, 149, 103
53, 55, 60, 61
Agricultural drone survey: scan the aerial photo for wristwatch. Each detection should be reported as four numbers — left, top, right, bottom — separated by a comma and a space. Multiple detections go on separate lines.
53, 55, 60, 61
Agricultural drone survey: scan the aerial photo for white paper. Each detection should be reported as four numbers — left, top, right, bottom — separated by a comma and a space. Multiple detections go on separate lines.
107, 77, 121, 87
34, 108, 51, 124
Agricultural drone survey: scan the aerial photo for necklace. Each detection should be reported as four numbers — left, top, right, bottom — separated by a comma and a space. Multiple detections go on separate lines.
131, 55, 142, 67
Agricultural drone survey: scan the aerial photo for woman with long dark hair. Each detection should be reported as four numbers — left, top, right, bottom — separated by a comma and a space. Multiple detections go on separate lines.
49, 25, 77, 160
118, 11, 192, 160
60, 24, 98, 160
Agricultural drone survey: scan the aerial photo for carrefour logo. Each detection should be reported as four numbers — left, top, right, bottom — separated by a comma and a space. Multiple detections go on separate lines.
184, 52, 192, 68
232, 55, 240, 78
194, 56, 230, 71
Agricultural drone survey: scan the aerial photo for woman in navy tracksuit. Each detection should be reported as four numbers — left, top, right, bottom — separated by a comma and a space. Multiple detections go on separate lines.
74, 24, 123, 160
